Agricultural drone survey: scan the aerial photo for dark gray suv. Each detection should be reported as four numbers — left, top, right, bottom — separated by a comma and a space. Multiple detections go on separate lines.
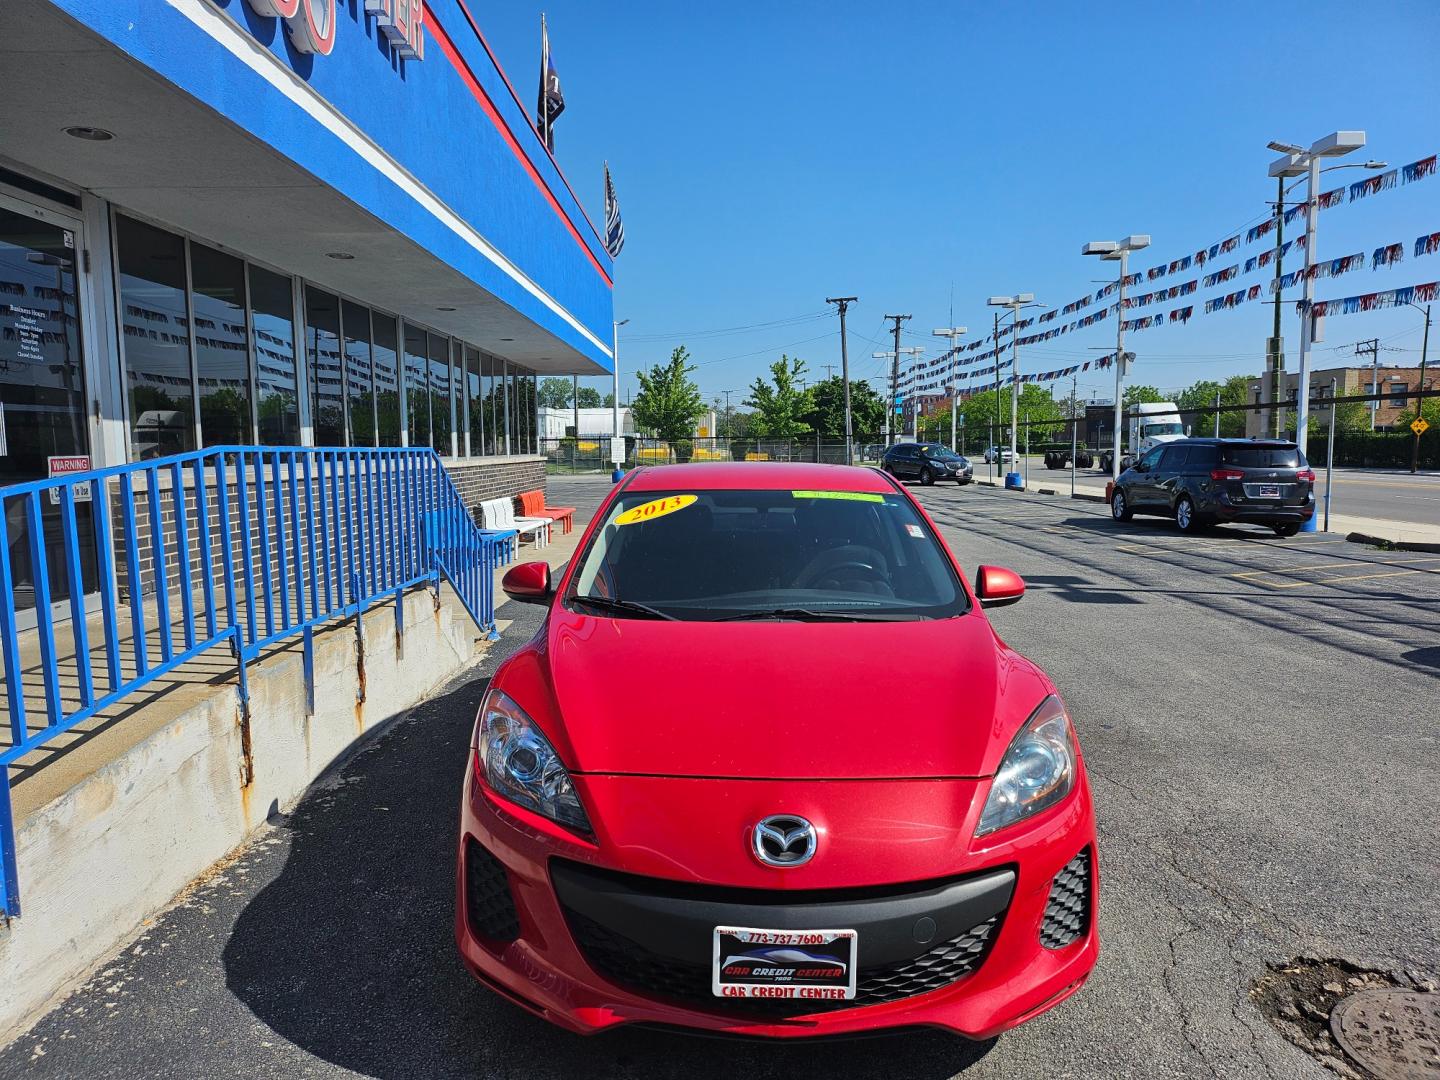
1110, 438, 1316, 536
882, 442, 974, 485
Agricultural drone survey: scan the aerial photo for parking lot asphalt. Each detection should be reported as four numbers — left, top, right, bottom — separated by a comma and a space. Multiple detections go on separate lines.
1, 476, 1435, 1079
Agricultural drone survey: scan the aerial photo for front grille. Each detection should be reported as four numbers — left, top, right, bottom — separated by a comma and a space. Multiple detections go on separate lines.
1039, 848, 1091, 950
465, 838, 520, 943
562, 905, 1001, 1017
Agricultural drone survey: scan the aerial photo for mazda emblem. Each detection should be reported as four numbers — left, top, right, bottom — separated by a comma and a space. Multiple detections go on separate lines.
752, 815, 817, 867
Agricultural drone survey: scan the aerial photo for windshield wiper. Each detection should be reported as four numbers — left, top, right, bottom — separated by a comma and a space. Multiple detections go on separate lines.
569, 594, 678, 621
714, 607, 929, 622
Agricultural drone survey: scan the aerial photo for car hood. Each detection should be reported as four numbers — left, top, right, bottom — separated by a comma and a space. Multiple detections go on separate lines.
501, 610, 1053, 780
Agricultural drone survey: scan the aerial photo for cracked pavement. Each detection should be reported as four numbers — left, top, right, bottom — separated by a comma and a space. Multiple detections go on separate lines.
0, 476, 1434, 1078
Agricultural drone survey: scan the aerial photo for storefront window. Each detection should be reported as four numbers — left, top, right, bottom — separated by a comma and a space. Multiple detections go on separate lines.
465, 346, 482, 456
1, 202, 96, 609
428, 331, 451, 454
343, 300, 374, 447
250, 265, 298, 445
117, 215, 193, 458
304, 286, 344, 445
190, 242, 251, 446
372, 312, 402, 446
482, 353, 501, 455
403, 322, 429, 448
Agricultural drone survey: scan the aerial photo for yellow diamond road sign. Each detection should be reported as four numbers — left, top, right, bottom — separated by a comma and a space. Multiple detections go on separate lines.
1412, 418, 1430, 435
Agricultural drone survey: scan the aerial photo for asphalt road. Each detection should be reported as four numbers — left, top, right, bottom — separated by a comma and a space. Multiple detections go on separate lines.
979, 454, 1440, 526
2, 476, 1436, 1079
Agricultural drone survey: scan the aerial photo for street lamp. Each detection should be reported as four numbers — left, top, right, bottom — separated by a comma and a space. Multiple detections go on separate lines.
611, 318, 629, 479
987, 294, 1038, 478
1082, 235, 1150, 482
933, 326, 968, 452
872, 345, 923, 442
1403, 302, 1432, 474
1264, 150, 1386, 438
1267, 130, 1367, 527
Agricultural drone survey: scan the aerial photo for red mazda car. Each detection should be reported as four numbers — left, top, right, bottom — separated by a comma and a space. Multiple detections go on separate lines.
455, 462, 1098, 1039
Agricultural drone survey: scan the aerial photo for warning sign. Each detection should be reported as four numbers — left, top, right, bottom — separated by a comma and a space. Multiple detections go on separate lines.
1411, 418, 1429, 435
47, 455, 92, 505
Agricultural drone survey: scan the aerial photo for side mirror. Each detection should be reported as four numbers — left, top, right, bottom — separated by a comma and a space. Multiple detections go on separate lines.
975, 565, 1025, 609
501, 561, 552, 605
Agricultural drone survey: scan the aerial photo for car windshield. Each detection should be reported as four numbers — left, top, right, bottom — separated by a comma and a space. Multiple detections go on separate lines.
919, 444, 960, 460
1222, 445, 1302, 468
1143, 422, 1184, 437
568, 488, 966, 621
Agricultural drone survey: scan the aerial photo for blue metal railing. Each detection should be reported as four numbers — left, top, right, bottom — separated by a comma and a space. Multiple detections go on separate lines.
0, 446, 508, 918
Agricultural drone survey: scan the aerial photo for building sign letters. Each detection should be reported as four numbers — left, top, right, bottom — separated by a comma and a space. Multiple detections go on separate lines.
243, 0, 424, 60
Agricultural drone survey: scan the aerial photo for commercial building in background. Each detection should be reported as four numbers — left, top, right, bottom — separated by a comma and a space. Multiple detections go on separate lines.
1245, 366, 1431, 437
0, 0, 614, 613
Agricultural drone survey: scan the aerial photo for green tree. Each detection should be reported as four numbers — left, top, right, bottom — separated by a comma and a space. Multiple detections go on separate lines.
802, 376, 884, 437
1123, 384, 1166, 407
1394, 395, 1440, 429
575, 386, 603, 408
1176, 374, 1250, 437
1016, 384, 1065, 441
632, 346, 705, 441
746, 355, 813, 437
538, 377, 572, 409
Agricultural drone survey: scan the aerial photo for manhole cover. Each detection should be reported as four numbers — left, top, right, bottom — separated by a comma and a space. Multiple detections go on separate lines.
1331, 988, 1440, 1079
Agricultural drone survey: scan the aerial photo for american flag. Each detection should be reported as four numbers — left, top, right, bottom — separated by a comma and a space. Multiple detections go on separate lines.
604, 165, 625, 259
537, 15, 564, 151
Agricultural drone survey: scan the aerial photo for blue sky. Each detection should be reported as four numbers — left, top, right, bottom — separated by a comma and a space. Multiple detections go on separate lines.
481, 1, 1440, 408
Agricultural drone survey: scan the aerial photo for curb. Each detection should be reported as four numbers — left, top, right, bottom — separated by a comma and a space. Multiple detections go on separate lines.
1346, 531, 1440, 554
1071, 493, 1106, 504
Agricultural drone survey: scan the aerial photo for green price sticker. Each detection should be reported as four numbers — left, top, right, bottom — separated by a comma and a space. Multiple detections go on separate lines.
790, 490, 885, 503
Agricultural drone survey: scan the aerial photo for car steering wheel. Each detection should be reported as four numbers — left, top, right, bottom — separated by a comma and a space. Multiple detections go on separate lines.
795, 546, 892, 592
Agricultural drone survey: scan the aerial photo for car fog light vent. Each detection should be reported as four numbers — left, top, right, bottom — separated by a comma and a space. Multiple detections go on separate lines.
1039, 847, 1091, 950
465, 838, 521, 943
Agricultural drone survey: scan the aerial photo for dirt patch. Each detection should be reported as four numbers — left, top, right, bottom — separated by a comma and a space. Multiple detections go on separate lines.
1251, 958, 1438, 1078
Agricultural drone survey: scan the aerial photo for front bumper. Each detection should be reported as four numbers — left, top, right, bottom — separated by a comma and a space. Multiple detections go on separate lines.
455, 770, 1099, 1039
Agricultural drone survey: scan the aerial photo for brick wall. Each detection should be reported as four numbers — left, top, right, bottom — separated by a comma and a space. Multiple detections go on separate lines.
443, 456, 546, 509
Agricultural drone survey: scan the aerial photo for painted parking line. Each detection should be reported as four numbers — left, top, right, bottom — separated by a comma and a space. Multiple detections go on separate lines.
1230, 557, 1440, 589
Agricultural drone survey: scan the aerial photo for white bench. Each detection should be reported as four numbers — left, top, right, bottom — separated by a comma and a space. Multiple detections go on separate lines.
481, 497, 551, 548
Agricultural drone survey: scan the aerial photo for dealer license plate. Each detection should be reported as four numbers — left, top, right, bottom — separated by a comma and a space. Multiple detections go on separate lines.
712, 926, 857, 1001
1258, 484, 1281, 497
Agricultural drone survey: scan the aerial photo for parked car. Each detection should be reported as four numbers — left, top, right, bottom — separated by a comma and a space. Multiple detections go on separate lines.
1109, 438, 1315, 536
460, 462, 1098, 1040
882, 442, 973, 484
983, 445, 1015, 465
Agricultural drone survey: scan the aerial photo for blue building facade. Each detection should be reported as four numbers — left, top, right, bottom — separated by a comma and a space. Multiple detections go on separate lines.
0, 0, 613, 482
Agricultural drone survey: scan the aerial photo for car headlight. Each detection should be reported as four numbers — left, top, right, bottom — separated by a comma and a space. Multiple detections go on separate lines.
976, 695, 1077, 837
472, 689, 593, 839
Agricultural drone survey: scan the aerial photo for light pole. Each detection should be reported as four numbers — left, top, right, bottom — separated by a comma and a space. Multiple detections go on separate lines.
826, 297, 858, 464
933, 326, 967, 452
1265, 150, 1386, 438
987, 294, 1038, 482
872, 344, 922, 443
611, 318, 629, 479
1082, 235, 1150, 482
1267, 131, 1367, 529
1406, 301, 1432, 474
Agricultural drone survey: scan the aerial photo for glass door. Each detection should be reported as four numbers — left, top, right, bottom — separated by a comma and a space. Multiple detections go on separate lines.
0, 193, 96, 619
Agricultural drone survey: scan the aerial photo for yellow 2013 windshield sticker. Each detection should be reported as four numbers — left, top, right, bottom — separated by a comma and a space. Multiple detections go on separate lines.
790, 490, 885, 503
614, 494, 698, 526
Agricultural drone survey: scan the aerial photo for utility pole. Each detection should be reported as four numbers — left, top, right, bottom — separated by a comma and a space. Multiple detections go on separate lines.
1353, 338, 1380, 430
1268, 179, 1288, 437
826, 297, 858, 464
884, 313, 911, 447
1411, 304, 1431, 474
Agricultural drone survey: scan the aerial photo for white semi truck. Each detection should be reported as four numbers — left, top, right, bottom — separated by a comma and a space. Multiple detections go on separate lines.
1097, 401, 1185, 473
